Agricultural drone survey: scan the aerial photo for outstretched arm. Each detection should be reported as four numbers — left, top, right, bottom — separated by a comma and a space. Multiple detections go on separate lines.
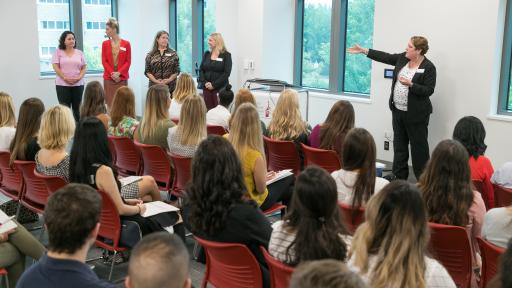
348, 44, 401, 66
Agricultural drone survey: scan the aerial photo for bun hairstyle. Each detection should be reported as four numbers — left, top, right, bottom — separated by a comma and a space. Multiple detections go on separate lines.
106, 17, 119, 34
218, 84, 234, 107
224, 84, 232, 91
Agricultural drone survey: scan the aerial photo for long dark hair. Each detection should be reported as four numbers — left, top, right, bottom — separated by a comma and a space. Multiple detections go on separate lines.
319, 100, 355, 157
452, 116, 487, 159
69, 117, 120, 188
342, 128, 377, 214
418, 139, 474, 226
149, 30, 171, 55
187, 135, 248, 236
283, 166, 348, 266
58, 31, 76, 50
80, 81, 107, 119
9, 98, 45, 164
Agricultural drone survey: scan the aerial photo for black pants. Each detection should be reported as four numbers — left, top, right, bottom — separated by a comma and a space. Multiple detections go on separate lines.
260, 175, 295, 211
392, 109, 430, 180
56, 85, 84, 122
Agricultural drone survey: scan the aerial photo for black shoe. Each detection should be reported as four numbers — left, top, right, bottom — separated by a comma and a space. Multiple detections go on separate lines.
383, 173, 398, 182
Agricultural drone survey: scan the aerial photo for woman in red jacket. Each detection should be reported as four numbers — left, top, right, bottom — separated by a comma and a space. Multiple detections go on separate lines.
102, 17, 131, 110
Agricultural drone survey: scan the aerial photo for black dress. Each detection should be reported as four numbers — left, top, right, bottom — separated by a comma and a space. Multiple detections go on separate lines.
198, 51, 232, 110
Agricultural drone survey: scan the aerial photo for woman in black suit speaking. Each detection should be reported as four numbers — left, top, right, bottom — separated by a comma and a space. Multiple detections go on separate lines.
348, 36, 436, 181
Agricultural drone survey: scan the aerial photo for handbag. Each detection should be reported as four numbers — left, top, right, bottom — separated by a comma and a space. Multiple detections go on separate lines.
119, 220, 142, 248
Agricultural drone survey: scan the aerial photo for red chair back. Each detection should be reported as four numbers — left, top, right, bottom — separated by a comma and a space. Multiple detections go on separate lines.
301, 143, 341, 173
477, 237, 505, 288
493, 183, 512, 207
95, 190, 127, 252
260, 246, 294, 288
108, 136, 142, 176
337, 202, 365, 234
33, 170, 67, 194
194, 236, 263, 288
0, 151, 23, 200
14, 161, 48, 214
472, 179, 493, 210
136, 142, 173, 192
207, 125, 227, 136
107, 136, 117, 166
169, 153, 192, 198
428, 222, 473, 288
263, 136, 300, 175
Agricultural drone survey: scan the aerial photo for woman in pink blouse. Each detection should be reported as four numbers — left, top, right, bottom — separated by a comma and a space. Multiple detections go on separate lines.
52, 31, 87, 122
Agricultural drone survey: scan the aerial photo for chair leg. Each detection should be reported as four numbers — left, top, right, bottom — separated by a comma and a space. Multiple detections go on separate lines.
14, 202, 21, 221
108, 251, 117, 281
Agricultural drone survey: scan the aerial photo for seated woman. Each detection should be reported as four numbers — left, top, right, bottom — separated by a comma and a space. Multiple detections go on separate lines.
135, 84, 175, 150
167, 95, 207, 157
491, 161, 512, 188
418, 139, 486, 275
80, 81, 109, 129
183, 135, 272, 287
231, 88, 267, 135
331, 128, 388, 207
169, 73, 196, 120
108, 86, 139, 139
9, 98, 45, 164
0, 221, 46, 287
69, 117, 179, 238
348, 181, 456, 288
453, 116, 495, 209
308, 100, 354, 159
482, 204, 512, 248
227, 103, 294, 211
0, 92, 16, 150
269, 166, 349, 265
268, 89, 310, 168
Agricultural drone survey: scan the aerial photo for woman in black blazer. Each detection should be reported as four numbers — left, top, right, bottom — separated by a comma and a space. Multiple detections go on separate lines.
198, 32, 232, 110
348, 36, 437, 181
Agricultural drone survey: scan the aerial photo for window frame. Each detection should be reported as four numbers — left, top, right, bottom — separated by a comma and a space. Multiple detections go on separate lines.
498, 0, 512, 115
38, 0, 118, 76
293, 0, 373, 97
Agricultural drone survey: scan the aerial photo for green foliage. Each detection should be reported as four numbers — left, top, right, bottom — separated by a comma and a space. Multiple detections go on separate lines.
204, 0, 216, 52
177, 0, 193, 73
83, 45, 103, 72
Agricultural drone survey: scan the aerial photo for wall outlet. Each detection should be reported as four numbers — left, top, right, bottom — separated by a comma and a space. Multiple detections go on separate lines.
384, 141, 390, 151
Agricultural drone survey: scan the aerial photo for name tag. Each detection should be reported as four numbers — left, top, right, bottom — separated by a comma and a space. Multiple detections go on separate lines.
214, 58, 223, 62
416, 69, 425, 74
165, 53, 173, 57
120, 47, 127, 51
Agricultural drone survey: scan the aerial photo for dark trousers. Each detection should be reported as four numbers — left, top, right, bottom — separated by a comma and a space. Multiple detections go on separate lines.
56, 85, 84, 122
202, 89, 219, 111
392, 109, 430, 180
260, 175, 295, 211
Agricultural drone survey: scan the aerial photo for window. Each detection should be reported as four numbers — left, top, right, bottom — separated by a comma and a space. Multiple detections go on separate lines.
203, 0, 216, 52
37, 0, 117, 75
499, 0, 512, 114
295, 0, 375, 95
177, 0, 193, 74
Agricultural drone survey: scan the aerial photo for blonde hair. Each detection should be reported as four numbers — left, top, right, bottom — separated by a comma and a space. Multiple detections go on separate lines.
268, 89, 307, 140
172, 73, 196, 103
177, 95, 207, 146
110, 86, 136, 127
209, 32, 227, 53
140, 85, 170, 140
38, 105, 75, 150
349, 181, 429, 288
0, 92, 16, 127
233, 88, 256, 111
228, 103, 264, 159
106, 17, 119, 34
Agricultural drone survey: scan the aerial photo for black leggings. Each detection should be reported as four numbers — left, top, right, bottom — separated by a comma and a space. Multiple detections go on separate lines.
56, 85, 84, 122
260, 175, 295, 211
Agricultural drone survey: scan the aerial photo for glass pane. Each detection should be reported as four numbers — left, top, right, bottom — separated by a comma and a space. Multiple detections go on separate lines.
508, 73, 512, 111
301, 0, 331, 89
82, 0, 113, 71
37, 1, 70, 74
344, 0, 375, 94
177, 0, 193, 73
203, 0, 216, 52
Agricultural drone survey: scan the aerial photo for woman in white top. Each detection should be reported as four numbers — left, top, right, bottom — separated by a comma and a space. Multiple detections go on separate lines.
348, 180, 456, 288
0, 92, 16, 150
482, 206, 512, 248
167, 95, 207, 157
169, 73, 196, 120
331, 128, 388, 207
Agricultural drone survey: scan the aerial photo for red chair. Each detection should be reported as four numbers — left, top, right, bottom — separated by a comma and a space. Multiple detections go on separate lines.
194, 236, 263, 288
135, 142, 173, 196
33, 170, 67, 194
0, 151, 24, 204
301, 143, 341, 173
14, 161, 49, 215
493, 183, 512, 207
107, 136, 117, 167
263, 136, 300, 176
108, 136, 142, 177
262, 203, 287, 218
338, 202, 365, 234
168, 153, 192, 198
0, 268, 9, 288
171, 118, 179, 125
472, 179, 494, 210
95, 190, 129, 280
207, 125, 227, 136
477, 237, 505, 288
428, 222, 473, 288
260, 246, 294, 288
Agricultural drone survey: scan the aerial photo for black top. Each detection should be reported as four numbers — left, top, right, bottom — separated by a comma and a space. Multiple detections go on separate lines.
23, 137, 41, 161
367, 49, 437, 122
17, 254, 115, 288
198, 51, 232, 90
